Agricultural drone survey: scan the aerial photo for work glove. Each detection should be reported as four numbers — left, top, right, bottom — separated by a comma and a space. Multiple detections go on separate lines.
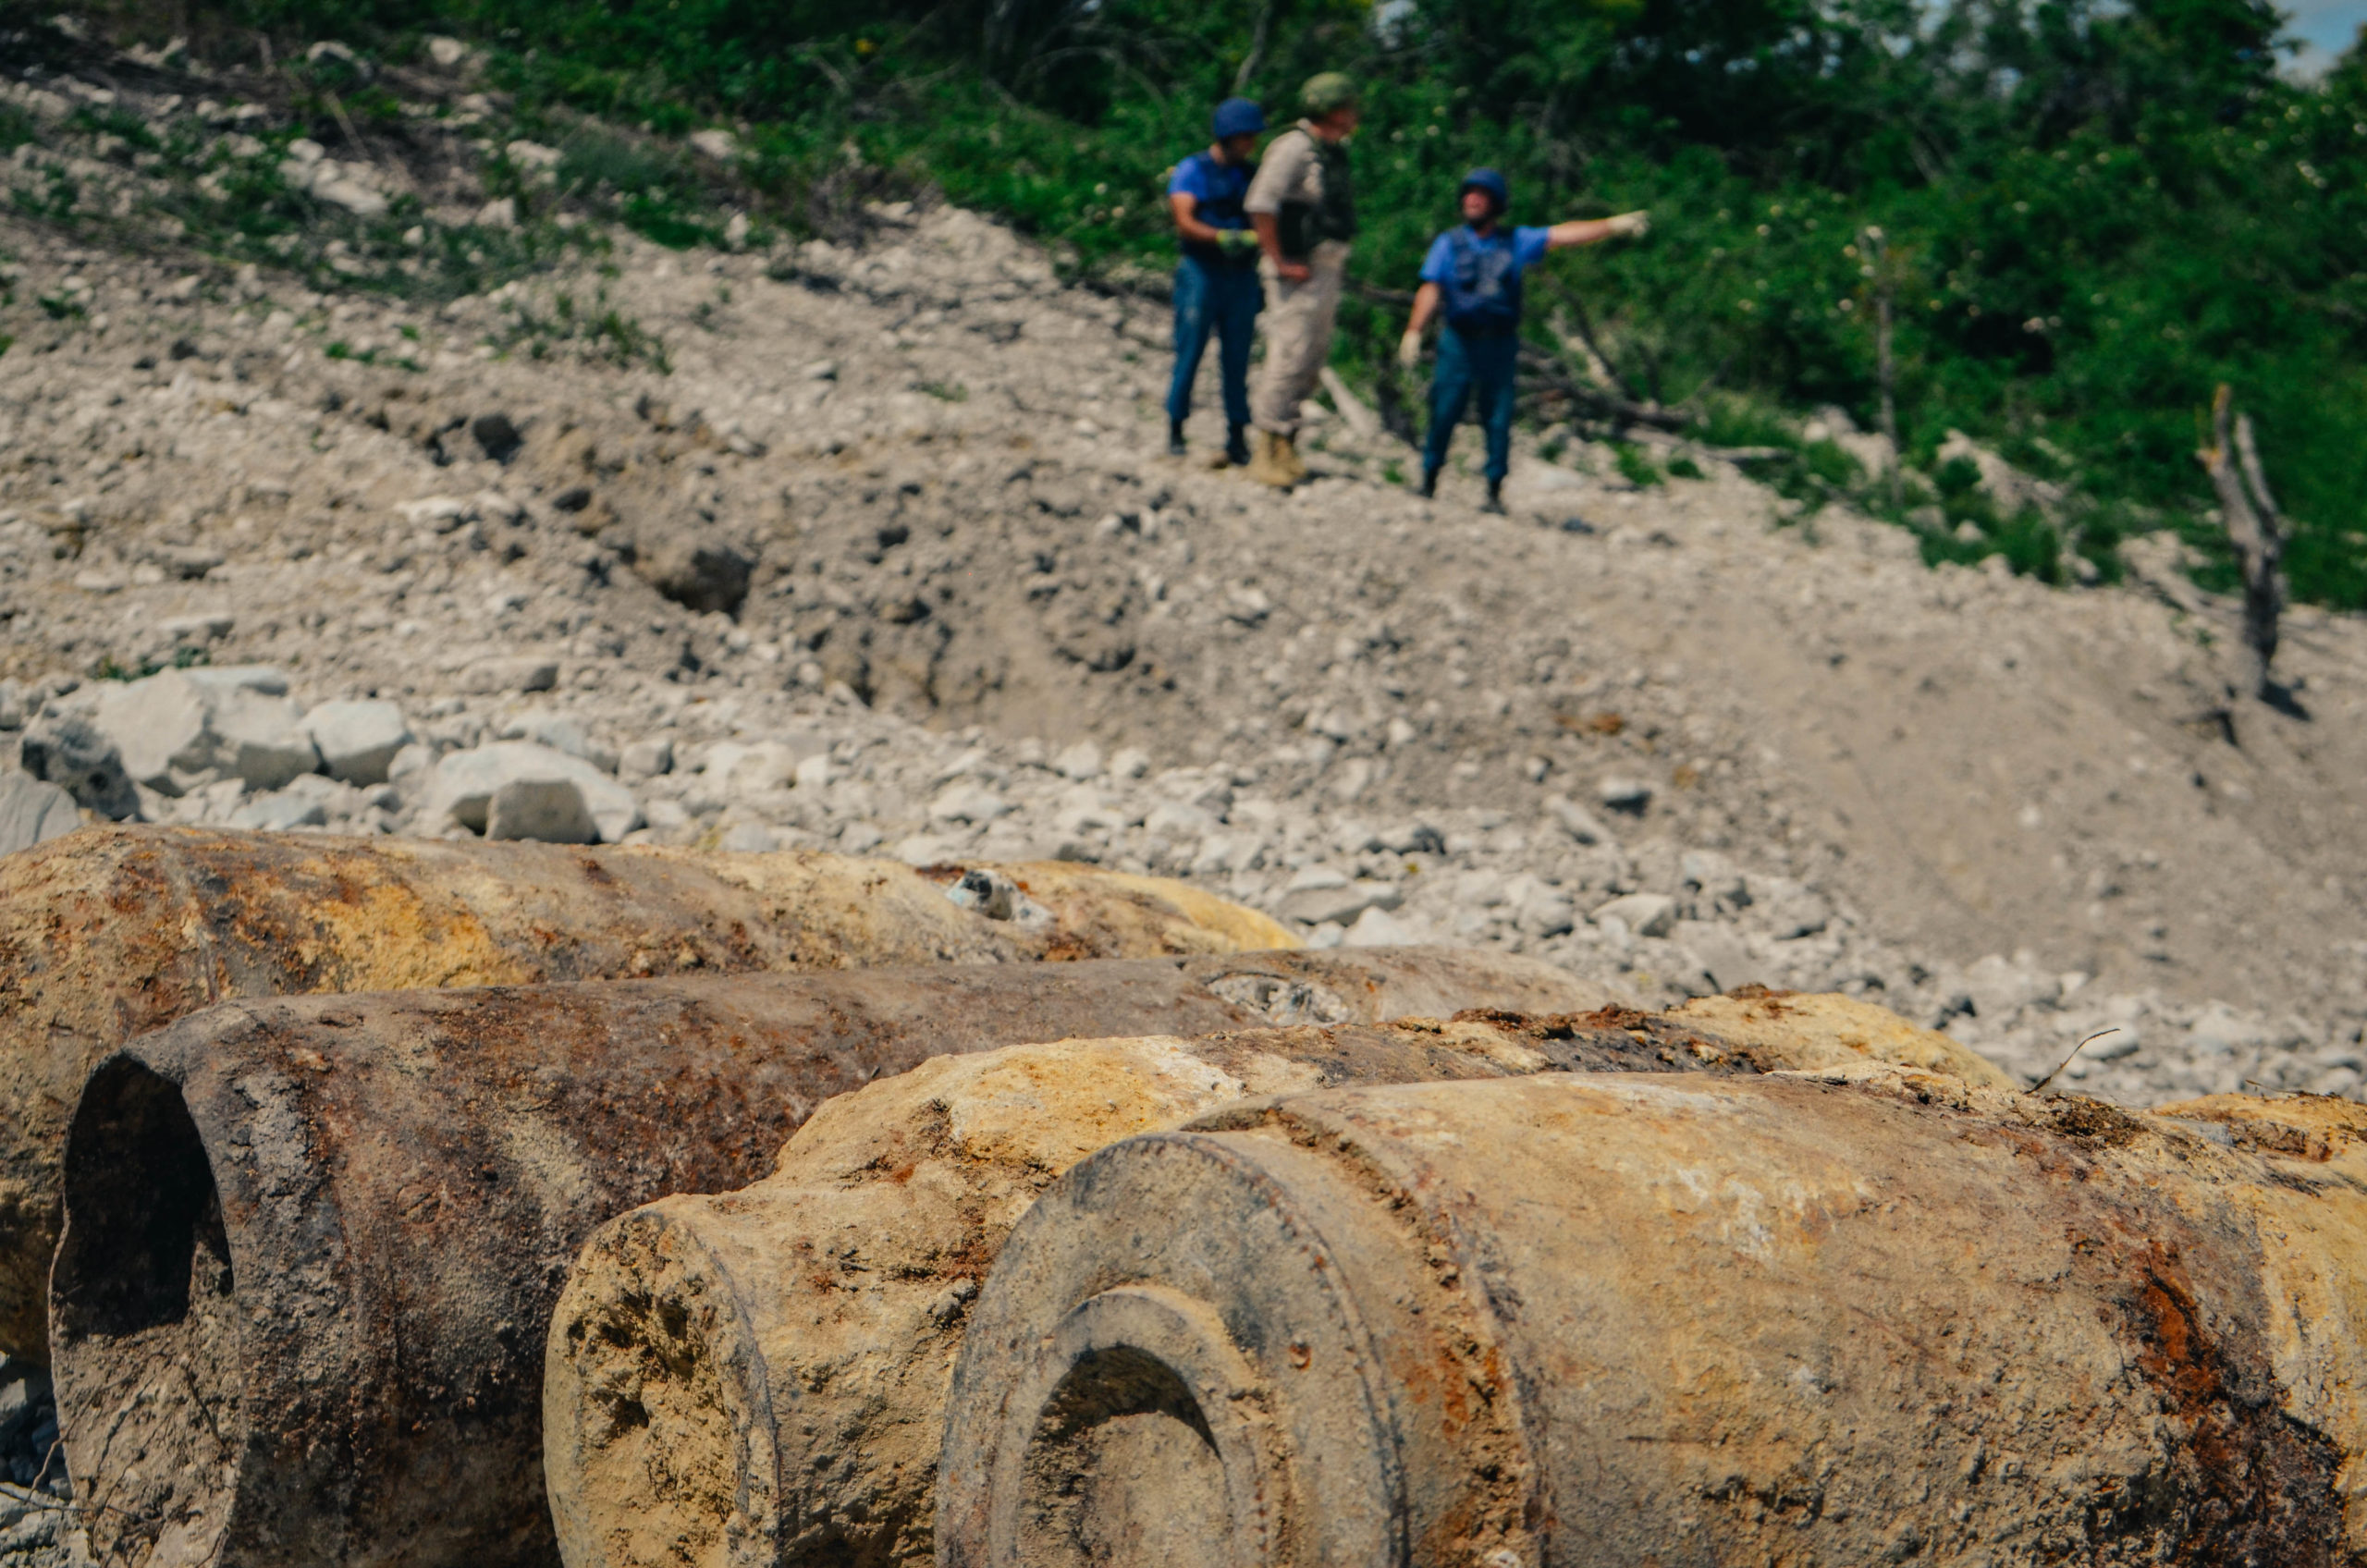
1397, 330, 1423, 368
1607, 210, 1651, 239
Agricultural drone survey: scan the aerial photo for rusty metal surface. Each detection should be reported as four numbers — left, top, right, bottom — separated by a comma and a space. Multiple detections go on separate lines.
545, 999, 2014, 1568
546, 1020, 1599, 1568
940, 1067, 2367, 1568
45, 949, 1600, 1568
0, 825, 1297, 1359
1666, 984, 2014, 1086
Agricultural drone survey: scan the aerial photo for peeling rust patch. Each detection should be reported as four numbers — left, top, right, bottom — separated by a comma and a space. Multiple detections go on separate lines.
2117, 1241, 2348, 1567
1453, 1008, 1783, 1076
2039, 1093, 2152, 1150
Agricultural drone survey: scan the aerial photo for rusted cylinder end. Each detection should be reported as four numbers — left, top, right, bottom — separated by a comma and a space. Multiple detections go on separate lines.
546, 1205, 775, 1568
51, 1060, 246, 1568
943, 1072, 2366, 1568
939, 1131, 1429, 1568
995, 1284, 1284, 1568
547, 1035, 1297, 1568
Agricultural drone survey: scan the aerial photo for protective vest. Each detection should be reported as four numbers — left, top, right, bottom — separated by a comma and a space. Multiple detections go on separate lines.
1440, 226, 1522, 336
1177, 151, 1257, 266
1276, 131, 1356, 259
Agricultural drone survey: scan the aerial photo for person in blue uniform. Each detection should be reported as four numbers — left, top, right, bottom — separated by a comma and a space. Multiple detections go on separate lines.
1165, 97, 1268, 467
1398, 169, 1649, 512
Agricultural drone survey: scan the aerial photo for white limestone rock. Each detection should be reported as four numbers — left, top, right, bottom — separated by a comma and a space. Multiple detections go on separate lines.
485, 778, 600, 844
92, 668, 318, 792
0, 770, 80, 855
300, 700, 413, 785
421, 742, 641, 843
1591, 891, 1677, 939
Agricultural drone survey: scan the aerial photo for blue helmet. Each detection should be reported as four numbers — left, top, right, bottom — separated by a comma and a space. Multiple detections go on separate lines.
1212, 97, 1267, 141
1460, 167, 1510, 214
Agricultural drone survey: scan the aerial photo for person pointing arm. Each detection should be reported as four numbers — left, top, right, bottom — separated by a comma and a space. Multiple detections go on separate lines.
1401, 204, 1648, 366
1398, 168, 1647, 513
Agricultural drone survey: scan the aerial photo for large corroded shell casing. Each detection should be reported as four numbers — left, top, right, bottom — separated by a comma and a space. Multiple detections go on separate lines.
942, 1066, 2367, 1568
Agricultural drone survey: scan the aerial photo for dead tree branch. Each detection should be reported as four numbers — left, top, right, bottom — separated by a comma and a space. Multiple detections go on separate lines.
1517, 345, 1694, 433
1861, 225, 1903, 509
1233, 0, 1275, 92
2195, 384, 2286, 701
1553, 297, 1646, 404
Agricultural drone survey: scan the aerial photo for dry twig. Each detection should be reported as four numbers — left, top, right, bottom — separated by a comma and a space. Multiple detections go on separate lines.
2032, 1028, 2122, 1094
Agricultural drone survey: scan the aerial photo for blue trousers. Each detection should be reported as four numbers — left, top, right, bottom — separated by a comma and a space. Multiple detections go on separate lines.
1423, 325, 1520, 483
1166, 253, 1263, 428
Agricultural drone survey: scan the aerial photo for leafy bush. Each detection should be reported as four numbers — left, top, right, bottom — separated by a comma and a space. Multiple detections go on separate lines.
1613, 443, 1662, 487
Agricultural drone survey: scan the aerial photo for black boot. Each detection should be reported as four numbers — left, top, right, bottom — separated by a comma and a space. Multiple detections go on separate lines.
1224, 423, 1251, 467
1481, 479, 1506, 515
1168, 418, 1187, 457
1418, 467, 1439, 498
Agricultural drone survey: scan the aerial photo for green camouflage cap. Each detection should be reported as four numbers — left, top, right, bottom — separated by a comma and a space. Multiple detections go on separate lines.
1301, 72, 1359, 115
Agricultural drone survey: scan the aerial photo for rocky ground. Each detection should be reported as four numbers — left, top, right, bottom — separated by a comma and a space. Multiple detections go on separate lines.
2, 19, 2365, 1547
0, 1358, 70, 1566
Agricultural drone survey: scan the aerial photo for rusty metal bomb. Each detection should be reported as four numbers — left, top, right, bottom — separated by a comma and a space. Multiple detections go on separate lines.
939, 1067, 2367, 1568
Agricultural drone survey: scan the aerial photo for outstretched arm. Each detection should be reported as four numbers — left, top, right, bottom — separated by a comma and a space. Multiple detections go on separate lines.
1545, 212, 1650, 250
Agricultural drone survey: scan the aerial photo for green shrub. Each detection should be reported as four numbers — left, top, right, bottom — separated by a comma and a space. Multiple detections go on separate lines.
1613, 443, 1663, 487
